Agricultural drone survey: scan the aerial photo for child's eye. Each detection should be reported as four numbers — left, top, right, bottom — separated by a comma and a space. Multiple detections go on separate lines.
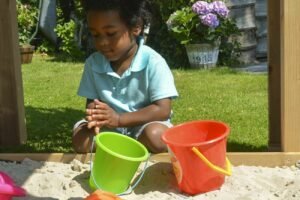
107, 32, 117, 37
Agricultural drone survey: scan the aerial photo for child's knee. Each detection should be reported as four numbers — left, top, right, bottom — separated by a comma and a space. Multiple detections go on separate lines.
72, 122, 95, 153
139, 123, 168, 153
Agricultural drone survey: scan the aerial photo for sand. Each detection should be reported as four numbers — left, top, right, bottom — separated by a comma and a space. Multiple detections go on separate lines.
0, 158, 300, 200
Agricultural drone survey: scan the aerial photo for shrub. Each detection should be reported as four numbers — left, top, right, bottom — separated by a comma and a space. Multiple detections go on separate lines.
16, 0, 38, 45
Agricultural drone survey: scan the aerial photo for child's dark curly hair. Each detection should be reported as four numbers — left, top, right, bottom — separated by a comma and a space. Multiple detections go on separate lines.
81, 0, 151, 33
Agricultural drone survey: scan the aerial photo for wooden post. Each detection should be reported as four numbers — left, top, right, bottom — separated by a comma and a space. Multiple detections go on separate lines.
280, 1, 300, 152
0, 0, 27, 146
268, 0, 282, 151
269, 0, 300, 152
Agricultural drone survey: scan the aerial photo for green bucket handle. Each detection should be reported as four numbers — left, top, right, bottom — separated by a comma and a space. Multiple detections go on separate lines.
191, 147, 232, 176
89, 136, 150, 196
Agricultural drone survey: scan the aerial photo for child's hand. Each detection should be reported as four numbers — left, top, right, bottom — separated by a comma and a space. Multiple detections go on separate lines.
86, 101, 101, 134
86, 99, 120, 130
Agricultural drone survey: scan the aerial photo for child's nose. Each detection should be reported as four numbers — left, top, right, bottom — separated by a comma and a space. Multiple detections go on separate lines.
95, 36, 109, 47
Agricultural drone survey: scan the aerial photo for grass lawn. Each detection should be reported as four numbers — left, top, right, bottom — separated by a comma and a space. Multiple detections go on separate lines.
0, 55, 268, 153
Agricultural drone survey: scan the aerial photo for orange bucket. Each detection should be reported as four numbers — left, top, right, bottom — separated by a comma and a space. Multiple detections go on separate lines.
161, 120, 232, 195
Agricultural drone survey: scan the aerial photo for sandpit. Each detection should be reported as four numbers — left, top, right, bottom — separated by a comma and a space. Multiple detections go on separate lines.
0, 158, 299, 200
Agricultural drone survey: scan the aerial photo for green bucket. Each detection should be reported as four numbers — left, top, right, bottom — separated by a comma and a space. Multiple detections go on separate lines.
89, 132, 149, 194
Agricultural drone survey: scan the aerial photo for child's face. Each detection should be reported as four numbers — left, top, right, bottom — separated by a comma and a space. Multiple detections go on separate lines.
87, 10, 141, 62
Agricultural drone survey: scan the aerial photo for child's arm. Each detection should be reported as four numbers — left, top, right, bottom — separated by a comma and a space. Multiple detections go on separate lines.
118, 98, 171, 127
89, 98, 172, 128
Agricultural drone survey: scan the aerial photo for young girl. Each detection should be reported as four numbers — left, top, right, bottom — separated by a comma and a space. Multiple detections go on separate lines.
72, 0, 178, 153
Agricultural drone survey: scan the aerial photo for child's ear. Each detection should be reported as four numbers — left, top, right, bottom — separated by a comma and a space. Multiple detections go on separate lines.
131, 25, 142, 37
131, 18, 143, 37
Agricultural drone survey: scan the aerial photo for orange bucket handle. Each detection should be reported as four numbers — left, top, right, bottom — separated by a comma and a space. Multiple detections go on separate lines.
191, 147, 232, 176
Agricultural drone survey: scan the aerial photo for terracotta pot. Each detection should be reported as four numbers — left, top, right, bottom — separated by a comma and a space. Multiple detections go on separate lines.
20, 45, 34, 64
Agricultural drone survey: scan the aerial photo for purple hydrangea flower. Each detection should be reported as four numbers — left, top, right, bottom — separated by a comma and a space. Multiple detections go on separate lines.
192, 1, 212, 15
210, 1, 229, 18
200, 13, 220, 28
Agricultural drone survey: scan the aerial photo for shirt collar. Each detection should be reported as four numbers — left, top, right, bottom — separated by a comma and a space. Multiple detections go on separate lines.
130, 37, 148, 72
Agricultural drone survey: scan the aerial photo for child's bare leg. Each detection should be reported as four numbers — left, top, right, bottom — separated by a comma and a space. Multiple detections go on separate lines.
72, 122, 95, 153
137, 123, 168, 153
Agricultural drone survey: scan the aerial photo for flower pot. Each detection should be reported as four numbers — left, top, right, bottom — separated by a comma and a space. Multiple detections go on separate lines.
20, 45, 34, 64
185, 42, 220, 69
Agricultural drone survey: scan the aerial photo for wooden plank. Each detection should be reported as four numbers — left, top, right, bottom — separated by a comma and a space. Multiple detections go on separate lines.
151, 153, 300, 167
281, 1, 300, 151
0, 1, 27, 145
227, 152, 300, 167
0, 153, 299, 167
267, 0, 282, 151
